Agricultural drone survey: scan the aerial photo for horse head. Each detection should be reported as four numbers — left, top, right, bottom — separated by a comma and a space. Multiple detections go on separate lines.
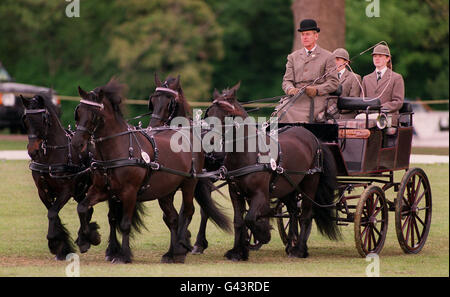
205, 81, 246, 123
21, 93, 54, 159
148, 73, 190, 127
73, 78, 126, 154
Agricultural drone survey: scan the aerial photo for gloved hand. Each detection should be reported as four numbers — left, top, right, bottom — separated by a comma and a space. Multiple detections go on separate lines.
305, 86, 318, 98
287, 88, 300, 96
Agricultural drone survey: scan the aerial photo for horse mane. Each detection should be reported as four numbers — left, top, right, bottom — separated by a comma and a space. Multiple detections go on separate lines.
35, 91, 58, 117
95, 78, 127, 118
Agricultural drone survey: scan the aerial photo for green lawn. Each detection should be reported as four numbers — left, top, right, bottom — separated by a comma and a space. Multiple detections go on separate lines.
0, 161, 448, 277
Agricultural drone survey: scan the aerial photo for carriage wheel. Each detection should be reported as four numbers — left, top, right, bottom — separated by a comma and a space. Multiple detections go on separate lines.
395, 168, 432, 254
276, 201, 301, 246
354, 185, 389, 257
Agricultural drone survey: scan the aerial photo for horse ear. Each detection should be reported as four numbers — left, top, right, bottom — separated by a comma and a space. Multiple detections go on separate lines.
213, 88, 220, 100
97, 89, 104, 101
154, 72, 162, 87
230, 81, 241, 95
20, 95, 29, 108
35, 94, 45, 106
78, 86, 88, 99
175, 74, 181, 88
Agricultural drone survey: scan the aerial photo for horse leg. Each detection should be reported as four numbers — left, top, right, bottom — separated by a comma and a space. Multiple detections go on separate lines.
281, 194, 300, 256
192, 208, 209, 254
105, 199, 122, 262
111, 192, 136, 264
174, 182, 196, 263
244, 191, 272, 245
158, 194, 179, 263
224, 191, 249, 261
289, 176, 318, 258
47, 189, 76, 260
76, 188, 105, 253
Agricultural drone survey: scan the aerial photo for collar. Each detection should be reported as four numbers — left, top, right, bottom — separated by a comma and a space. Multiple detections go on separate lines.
304, 45, 317, 55
375, 66, 388, 78
339, 68, 346, 76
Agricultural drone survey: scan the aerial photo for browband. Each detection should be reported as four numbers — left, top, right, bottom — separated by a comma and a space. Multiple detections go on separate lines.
80, 99, 104, 109
25, 109, 47, 114
155, 87, 178, 97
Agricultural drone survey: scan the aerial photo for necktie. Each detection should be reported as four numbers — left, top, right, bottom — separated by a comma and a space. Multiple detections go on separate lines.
307, 50, 312, 57
377, 71, 382, 82
338, 72, 341, 79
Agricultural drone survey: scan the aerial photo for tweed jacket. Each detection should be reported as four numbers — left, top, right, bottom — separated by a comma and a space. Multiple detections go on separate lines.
277, 45, 339, 123
360, 68, 404, 113
338, 69, 362, 119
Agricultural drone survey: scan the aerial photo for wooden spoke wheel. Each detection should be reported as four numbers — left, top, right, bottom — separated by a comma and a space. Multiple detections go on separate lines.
276, 201, 301, 246
395, 168, 432, 254
354, 185, 389, 257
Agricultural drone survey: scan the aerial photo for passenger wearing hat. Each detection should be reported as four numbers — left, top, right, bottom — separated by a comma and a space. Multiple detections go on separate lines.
358, 44, 404, 118
276, 19, 339, 123
332, 48, 362, 119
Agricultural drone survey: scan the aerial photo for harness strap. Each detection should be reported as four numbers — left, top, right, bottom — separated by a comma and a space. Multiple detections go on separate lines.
29, 161, 89, 178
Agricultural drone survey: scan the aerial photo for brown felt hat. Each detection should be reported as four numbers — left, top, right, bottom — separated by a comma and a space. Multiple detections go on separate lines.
372, 44, 391, 57
333, 48, 350, 61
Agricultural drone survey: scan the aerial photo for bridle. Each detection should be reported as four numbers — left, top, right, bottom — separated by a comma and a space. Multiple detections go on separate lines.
149, 84, 180, 125
24, 107, 70, 156
24, 108, 50, 140
75, 95, 105, 137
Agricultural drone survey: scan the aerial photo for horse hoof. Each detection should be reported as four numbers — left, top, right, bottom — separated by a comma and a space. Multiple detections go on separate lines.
224, 249, 247, 261
191, 245, 205, 255
173, 255, 186, 264
288, 248, 309, 258
54, 255, 66, 261
161, 256, 174, 264
89, 233, 101, 246
111, 256, 131, 264
78, 242, 91, 254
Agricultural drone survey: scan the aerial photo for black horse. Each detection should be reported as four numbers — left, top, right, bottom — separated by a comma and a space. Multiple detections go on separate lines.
20, 92, 94, 260
72, 79, 230, 263
205, 83, 341, 260
148, 73, 230, 254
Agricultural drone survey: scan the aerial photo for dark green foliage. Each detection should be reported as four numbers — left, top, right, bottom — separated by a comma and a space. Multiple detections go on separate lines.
0, 0, 448, 128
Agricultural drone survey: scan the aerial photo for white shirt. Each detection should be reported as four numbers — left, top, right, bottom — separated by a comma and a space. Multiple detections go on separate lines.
304, 45, 317, 55
375, 66, 388, 79
338, 68, 346, 79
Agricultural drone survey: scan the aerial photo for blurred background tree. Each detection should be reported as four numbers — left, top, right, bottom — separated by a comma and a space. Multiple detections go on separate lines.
0, 0, 448, 127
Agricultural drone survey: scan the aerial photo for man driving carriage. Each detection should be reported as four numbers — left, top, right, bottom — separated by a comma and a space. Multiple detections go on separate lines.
275, 19, 339, 123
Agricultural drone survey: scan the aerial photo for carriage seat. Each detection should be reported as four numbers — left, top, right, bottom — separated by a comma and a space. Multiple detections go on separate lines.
337, 97, 381, 111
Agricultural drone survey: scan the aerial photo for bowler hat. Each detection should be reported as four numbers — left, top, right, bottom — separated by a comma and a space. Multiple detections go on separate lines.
372, 44, 391, 57
333, 48, 350, 61
298, 19, 320, 32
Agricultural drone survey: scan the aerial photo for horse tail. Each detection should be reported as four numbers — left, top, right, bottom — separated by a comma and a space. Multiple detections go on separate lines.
313, 142, 341, 241
194, 178, 232, 233
108, 199, 147, 237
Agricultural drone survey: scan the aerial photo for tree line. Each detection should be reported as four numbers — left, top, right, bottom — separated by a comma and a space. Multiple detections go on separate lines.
0, 0, 448, 126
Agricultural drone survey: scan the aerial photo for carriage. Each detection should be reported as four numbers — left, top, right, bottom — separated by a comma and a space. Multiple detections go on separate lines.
268, 96, 432, 257
23, 76, 432, 263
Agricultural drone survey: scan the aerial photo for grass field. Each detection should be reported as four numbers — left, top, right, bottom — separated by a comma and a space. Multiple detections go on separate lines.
0, 160, 448, 277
